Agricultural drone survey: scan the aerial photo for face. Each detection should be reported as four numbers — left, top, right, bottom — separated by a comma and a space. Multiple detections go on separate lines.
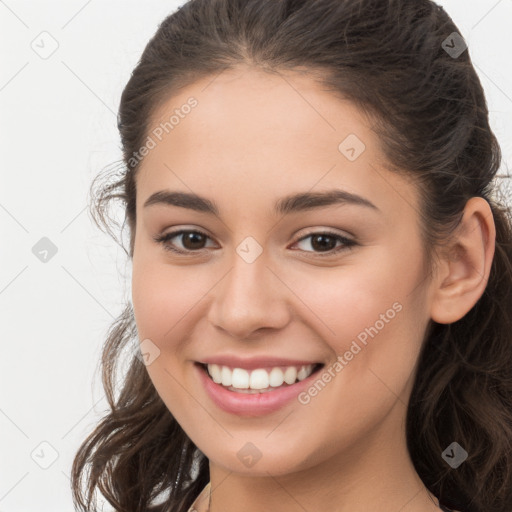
131, 64, 434, 476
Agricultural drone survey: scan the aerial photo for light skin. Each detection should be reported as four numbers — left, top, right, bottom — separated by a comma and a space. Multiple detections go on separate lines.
130, 64, 495, 512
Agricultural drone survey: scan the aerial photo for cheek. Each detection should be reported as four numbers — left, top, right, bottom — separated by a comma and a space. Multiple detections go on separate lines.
295, 256, 405, 342
131, 259, 205, 416
295, 247, 427, 387
131, 255, 206, 342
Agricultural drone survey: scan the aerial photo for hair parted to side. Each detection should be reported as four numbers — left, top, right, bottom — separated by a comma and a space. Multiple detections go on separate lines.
71, 1, 512, 511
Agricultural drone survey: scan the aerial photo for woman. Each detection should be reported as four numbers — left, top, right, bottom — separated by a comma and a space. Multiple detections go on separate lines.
71, 1, 512, 511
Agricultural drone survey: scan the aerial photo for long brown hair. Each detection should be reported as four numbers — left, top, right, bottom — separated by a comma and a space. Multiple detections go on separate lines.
71, 1, 512, 511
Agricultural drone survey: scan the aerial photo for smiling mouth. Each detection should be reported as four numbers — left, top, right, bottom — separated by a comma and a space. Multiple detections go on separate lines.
197, 361, 325, 393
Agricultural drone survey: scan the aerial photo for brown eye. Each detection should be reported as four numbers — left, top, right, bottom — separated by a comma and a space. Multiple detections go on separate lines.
154, 229, 214, 254
292, 231, 357, 257
309, 234, 338, 252
179, 231, 208, 250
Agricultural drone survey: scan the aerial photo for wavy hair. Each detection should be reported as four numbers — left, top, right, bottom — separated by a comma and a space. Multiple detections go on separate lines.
71, 1, 512, 511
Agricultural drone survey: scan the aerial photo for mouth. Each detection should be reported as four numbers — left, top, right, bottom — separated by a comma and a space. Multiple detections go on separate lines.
194, 360, 326, 416
195, 361, 325, 393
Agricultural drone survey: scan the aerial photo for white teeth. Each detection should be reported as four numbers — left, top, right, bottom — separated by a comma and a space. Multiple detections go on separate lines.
250, 369, 269, 389
269, 367, 285, 387
232, 368, 249, 389
206, 363, 317, 391
220, 366, 232, 386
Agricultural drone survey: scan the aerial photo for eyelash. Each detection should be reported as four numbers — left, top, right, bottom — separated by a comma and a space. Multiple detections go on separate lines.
152, 229, 358, 257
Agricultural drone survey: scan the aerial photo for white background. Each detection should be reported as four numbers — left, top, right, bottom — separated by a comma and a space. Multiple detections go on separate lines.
1, 1, 511, 510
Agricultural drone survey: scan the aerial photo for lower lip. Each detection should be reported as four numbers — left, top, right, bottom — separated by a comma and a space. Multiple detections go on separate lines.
195, 363, 323, 417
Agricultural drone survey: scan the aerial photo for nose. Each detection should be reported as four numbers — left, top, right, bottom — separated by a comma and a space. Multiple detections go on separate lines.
206, 250, 291, 340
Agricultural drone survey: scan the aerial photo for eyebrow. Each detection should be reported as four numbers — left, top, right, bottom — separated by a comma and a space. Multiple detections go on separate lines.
143, 189, 379, 215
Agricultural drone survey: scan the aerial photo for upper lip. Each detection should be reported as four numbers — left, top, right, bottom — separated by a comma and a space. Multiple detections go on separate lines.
197, 355, 324, 371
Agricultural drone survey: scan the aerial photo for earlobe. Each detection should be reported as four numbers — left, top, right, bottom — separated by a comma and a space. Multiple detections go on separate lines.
430, 197, 496, 325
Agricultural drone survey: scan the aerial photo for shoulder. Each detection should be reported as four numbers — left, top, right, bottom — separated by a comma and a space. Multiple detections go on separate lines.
186, 481, 211, 512
440, 504, 463, 512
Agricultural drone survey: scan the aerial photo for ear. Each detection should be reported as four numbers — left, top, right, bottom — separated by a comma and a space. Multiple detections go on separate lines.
430, 197, 496, 324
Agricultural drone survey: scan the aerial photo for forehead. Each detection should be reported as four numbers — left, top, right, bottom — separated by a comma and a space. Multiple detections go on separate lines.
136, 65, 420, 223
145, 65, 374, 162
